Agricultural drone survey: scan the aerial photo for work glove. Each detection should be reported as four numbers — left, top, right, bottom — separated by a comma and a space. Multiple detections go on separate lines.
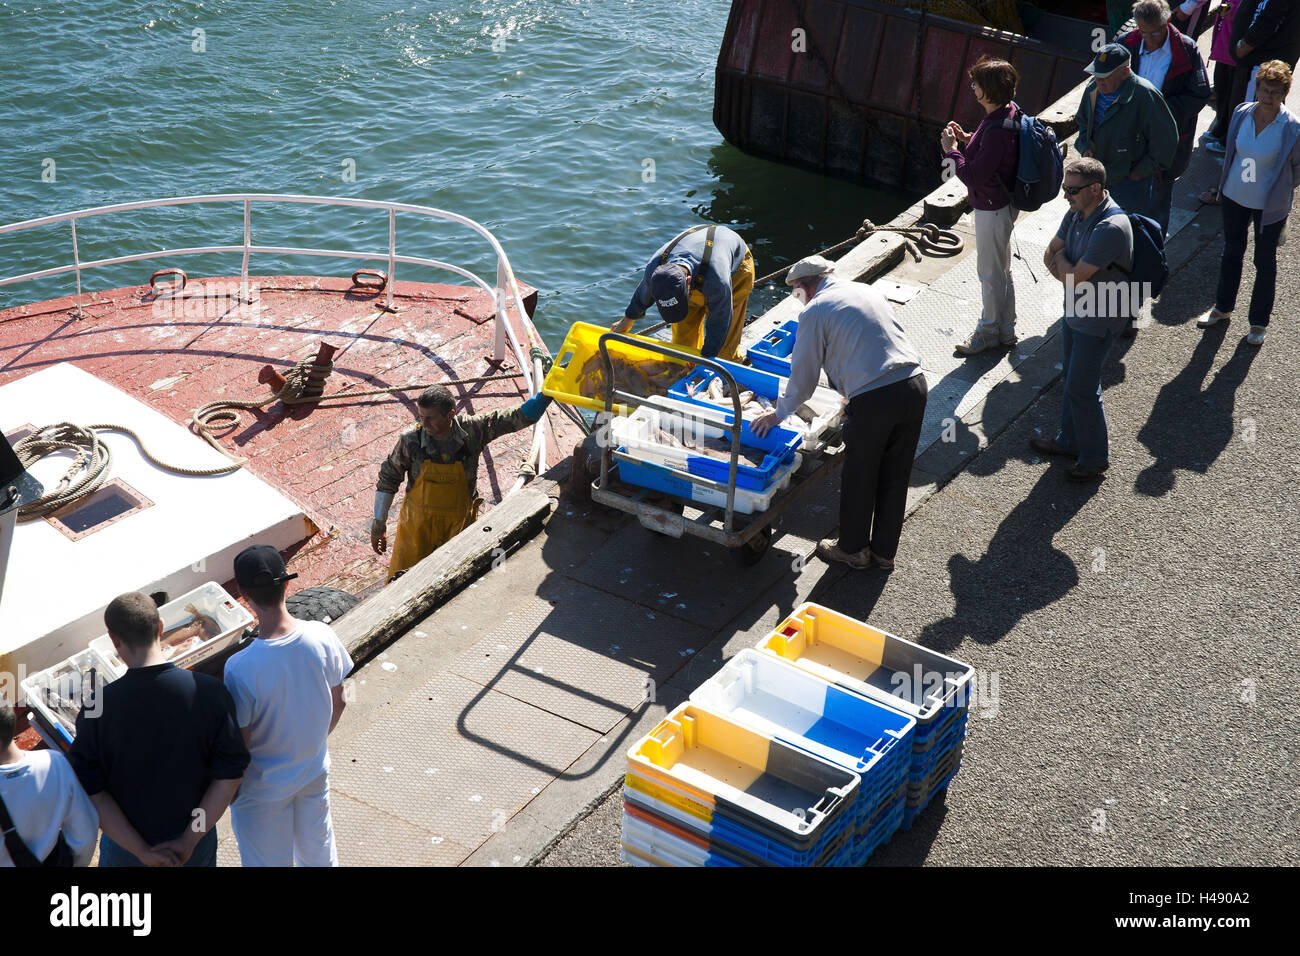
521, 392, 554, 422
371, 491, 393, 555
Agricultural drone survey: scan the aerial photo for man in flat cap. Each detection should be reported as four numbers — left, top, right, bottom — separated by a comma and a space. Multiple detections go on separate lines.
1074, 42, 1179, 225
753, 257, 927, 572
612, 224, 755, 360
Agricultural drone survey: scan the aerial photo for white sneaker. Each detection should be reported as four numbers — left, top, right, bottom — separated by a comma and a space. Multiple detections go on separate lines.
954, 329, 1003, 356
1246, 325, 1266, 345
1196, 308, 1231, 328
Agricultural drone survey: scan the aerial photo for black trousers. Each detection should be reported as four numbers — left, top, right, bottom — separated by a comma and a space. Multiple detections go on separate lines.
838, 373, 929, 560
1210, 62, 1237, 140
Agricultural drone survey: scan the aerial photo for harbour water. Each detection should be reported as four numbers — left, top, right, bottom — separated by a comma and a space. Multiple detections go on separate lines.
0, 0, 912, 346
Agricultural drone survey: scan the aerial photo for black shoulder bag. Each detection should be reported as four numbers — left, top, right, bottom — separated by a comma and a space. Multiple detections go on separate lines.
0, 789, 74, 867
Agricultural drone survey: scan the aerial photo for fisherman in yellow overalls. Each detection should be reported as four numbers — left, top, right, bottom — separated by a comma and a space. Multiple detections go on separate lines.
612, 224, 755, 361
370, 385, 553, 581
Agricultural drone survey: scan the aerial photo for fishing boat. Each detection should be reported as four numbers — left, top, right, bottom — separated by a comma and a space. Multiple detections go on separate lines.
0, 194, 583, 722
712, 0, 1211, 192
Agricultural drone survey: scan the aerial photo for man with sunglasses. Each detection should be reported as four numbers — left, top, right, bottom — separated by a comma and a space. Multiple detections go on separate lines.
1035, 158, 1135, 482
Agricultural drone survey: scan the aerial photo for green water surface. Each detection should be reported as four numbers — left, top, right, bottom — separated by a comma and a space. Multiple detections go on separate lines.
0, 0, 913, 346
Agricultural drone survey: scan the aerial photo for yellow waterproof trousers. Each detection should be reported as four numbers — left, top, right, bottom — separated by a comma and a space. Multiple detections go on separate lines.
671, 249, 755, 361
386, 459, 481, 581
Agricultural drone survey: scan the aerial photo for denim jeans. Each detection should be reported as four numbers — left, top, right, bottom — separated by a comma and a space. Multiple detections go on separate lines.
98, 826, 219, 867
1056, 323, 1118, 468
1216, 196, 1284, 328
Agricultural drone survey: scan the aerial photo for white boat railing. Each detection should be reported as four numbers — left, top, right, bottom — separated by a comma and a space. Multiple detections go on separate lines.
0, 193, 544, 395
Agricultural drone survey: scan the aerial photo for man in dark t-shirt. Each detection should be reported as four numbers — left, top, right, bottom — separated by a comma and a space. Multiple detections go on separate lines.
68, 592, 250, 866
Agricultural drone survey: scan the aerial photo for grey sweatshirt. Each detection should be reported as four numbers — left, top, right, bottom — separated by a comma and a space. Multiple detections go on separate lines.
774, 275, 922, 421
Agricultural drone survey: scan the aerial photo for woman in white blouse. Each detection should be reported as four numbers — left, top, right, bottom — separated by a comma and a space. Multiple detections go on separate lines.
1198, 60, 1300, 346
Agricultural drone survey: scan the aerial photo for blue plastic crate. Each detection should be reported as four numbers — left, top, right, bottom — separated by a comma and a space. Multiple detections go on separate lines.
615, 453, 799, 515
689, 651, 915, 832
623, 781, 853, 868
901, 759, 962, 831
612, 405, 802, 491
908, 711, 969, 782
747, 319, 798, 376
853, 789, 906, 865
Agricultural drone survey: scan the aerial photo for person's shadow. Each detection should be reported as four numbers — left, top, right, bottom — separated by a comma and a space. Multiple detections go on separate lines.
920, 468, 1102, 653
1134, 324, 1258, 497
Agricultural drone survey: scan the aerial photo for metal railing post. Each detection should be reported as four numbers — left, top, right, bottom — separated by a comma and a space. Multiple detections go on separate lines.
241, 200, 251, 303
493, 261, 507, 364
386, 208, 396, 312
69, 220, 84, 317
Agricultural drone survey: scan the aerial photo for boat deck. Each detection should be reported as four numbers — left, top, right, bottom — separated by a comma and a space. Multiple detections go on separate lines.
0, 275, 582, 598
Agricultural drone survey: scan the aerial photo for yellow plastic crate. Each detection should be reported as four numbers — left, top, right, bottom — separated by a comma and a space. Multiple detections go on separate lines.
541, 321, 698, 413
756, 602, 975, 731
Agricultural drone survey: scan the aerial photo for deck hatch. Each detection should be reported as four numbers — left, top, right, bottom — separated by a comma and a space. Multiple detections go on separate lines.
46, 479, 153, 541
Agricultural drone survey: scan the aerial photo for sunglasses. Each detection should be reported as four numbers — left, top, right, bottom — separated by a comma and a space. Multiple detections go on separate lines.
1062, 183, 1095, 196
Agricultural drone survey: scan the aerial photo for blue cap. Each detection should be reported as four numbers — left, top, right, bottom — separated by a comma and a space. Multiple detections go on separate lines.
649, 263, 690, 324
1086, 43, 1131, 79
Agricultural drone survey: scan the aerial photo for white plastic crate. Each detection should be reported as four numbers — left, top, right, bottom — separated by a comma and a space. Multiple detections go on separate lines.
20, 645, 125, 745
90, 581, 252, 672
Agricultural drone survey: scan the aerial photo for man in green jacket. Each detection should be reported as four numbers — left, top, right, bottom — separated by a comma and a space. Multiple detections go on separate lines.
1074, 43, 1179, 224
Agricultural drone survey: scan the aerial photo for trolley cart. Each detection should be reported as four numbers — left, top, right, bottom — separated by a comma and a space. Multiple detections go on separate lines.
589, 332, 843, 565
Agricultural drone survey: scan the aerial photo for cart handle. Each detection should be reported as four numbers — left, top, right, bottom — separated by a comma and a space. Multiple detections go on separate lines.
596, 332, 745, 533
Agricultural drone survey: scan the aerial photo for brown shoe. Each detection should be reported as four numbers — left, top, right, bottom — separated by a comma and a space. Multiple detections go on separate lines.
817, 538, 869, 569
1029, 436, 1074, 458
1065, 463, 1108, 482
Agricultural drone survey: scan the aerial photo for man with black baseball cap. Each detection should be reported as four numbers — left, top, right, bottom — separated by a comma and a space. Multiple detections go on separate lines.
612, 224, 755, 360
223, 544, 353, 866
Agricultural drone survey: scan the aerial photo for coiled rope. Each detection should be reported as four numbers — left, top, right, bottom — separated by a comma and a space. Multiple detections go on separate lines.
752, 219, 964, 287
12, 421, 242, 522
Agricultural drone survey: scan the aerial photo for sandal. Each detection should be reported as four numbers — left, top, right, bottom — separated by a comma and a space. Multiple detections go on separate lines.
1199, 188, 1221, 205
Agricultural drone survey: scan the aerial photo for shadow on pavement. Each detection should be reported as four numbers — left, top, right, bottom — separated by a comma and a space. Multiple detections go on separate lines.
1134, 324, 1257, 497
920, 467, 1103, 653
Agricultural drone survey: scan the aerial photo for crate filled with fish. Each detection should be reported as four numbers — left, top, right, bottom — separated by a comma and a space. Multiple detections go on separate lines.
20, 645, 126, 747
91, 582, 253, 672
621, 702, 861, 867
608, 404, 801, 492
541, 321, 699, 413
665, 357, 844, 451
614, 452, 802, 515
745, 318, 798, 376
688, 650, 913, 846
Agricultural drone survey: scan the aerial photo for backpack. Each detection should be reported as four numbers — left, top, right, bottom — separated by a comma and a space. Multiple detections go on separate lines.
1119, 212, 1169, 300
1002, 105, 1065, 212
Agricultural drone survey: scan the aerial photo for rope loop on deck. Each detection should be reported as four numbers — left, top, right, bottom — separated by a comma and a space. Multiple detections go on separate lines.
350, 269, 388, 291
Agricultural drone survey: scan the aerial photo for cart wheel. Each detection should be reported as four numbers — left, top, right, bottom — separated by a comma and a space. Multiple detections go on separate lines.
731, 526, 773, 566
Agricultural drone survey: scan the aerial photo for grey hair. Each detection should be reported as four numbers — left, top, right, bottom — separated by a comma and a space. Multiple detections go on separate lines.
1064, 157, 1107, 186
1132, 0, 1171, 25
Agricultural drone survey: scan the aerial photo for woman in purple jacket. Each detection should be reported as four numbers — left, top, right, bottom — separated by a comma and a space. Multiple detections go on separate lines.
942, 57, 1022, 356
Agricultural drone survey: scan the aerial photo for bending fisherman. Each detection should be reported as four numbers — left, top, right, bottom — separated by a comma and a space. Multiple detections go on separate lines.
612, 224, 755, 360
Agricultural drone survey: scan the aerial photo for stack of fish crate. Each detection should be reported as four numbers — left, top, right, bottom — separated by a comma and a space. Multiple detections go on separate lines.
620, 702, 862, 867
756, 603, 975, 833
621, 603, 974, 866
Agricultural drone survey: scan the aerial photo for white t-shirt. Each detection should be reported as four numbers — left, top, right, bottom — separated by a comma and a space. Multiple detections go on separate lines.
223, 620, 353, 804
0, 749, 99, 867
